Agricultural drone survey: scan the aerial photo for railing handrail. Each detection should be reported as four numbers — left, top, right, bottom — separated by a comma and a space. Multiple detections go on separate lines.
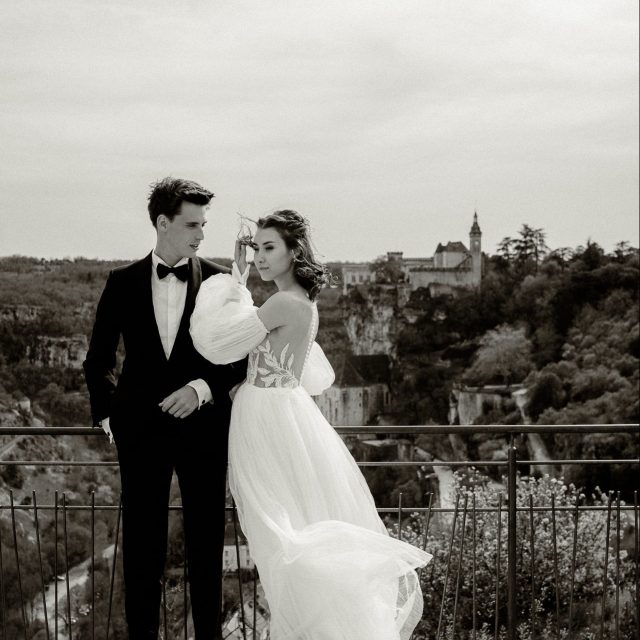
0, 423, 638, 436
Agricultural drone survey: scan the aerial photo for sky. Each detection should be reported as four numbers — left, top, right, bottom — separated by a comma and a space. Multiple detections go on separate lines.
1, 0, 638, 262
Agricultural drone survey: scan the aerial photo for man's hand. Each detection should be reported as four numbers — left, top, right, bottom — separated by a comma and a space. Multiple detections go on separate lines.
159, 385, 199, 419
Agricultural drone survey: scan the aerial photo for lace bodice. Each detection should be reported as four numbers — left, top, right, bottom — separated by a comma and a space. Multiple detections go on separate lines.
247, 304, 318, 388
189, 269, 334, 395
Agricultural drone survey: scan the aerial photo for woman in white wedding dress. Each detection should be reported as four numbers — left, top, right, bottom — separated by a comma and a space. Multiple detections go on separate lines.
190, 210, 431, 640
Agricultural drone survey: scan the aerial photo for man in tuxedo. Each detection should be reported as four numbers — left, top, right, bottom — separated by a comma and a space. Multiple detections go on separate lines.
84, 177, 247, 639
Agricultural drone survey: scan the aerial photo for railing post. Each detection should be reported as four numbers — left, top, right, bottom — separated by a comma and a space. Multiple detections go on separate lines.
507, 433, 517, 640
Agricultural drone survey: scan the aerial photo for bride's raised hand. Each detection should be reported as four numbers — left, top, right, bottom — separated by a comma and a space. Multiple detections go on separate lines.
234, 237, 248, 273
235, 219, 256, 278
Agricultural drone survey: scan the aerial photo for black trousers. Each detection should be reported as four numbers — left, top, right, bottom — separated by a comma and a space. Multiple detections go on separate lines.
113, 413, 229, 640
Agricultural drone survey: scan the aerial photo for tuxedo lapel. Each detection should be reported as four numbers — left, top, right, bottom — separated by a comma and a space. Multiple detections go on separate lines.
170, 257, 202, 362
184, 257, 202, 320
138, 252, 168, 361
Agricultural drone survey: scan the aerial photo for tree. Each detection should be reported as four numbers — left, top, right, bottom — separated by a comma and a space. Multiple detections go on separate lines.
513, 224, 549, 272
496, 225, 549, 276
465, 324, 534, 386
369, 256, 405, 284
496, 236, 515, 262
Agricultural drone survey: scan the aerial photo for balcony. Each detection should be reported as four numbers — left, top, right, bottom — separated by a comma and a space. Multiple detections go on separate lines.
0, 424, 638, 639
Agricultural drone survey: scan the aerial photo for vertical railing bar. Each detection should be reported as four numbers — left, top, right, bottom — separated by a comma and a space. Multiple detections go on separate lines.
494, 493, 503, 640
9, 490, 28, 639
398, 492, 403, 541
635, 491, 639, 633
106, 494, 122, 640
472, 491, 477, 640
252, 566, 257, 639
599, 492, 613, 640
614, 492, 620, 640
231, 499, 248, 640
568, 495, 580, 640
0, 503, 8, 640
550, 493, 560, 640
507, 434, 517, 640
452, 493, 469, 637
529, 493, 536, 640
162, 576, 168, 640
33, 491, 51, 640
54, 492, 58, 640
91, 491, 95, 640
436, 493, 460, 640
183, 507, 188, 640
417, 492, 434, 583
62, 493, 73, 640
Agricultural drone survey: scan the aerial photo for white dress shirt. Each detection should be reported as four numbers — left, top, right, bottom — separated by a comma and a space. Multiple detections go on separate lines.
151, 251, 212, 404
99, 251, 213, 444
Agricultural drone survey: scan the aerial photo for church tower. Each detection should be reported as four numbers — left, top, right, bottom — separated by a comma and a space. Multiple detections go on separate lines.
469, 211, 482, 286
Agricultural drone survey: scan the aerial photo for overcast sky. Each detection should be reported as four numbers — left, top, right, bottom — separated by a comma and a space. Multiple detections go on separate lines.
1, 0, 637, 262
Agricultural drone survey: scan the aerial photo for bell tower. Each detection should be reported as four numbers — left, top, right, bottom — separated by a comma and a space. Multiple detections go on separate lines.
469, 211, 482, 286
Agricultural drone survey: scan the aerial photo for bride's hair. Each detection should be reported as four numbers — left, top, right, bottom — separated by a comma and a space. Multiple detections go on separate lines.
256, 210, 333, 301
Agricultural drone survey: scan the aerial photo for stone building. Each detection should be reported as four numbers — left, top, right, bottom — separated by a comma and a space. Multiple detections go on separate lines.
409, 212, 483, 294
342, 212, 483, 295
315, 354, 391, 426
340, 262, 376, 293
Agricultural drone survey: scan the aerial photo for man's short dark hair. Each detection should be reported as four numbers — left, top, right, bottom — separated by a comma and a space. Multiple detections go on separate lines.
147, 177, 214, 227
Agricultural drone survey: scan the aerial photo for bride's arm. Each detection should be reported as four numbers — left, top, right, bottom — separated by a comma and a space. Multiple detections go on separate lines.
189, 262, 267, 365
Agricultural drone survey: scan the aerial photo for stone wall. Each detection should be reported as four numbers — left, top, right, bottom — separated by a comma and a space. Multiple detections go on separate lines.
315, 383, 390, 426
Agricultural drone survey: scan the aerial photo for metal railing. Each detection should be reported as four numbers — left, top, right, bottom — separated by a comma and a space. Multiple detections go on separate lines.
0, 424, 638, 640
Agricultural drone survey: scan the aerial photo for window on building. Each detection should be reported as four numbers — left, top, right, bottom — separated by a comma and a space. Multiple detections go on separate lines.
359, 275, 363, 282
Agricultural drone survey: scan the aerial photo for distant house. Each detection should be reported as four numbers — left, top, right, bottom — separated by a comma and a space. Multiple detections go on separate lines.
223, 543, 254, 571
342, 212, 483, 295
339, 262, 376, 293
315, 354, 392, 426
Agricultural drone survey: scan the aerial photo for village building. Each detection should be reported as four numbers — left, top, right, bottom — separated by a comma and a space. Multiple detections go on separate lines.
342, 212, 483, 295
315, 354, 392, 426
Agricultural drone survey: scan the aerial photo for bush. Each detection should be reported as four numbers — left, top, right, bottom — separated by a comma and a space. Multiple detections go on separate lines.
396, 469, 636, 638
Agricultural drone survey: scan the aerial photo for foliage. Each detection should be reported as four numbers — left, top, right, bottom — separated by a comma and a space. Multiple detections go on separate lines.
370, 256, 406, 284
464, 324, 534, 386
497, 224, 549, 275
400, 469, 637, 638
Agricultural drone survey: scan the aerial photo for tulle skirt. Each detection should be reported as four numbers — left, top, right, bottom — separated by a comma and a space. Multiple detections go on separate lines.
228, 382, 432, 640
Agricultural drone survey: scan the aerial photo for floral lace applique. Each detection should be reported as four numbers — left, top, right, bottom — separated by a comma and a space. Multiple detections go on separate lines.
248, 339, 298, 388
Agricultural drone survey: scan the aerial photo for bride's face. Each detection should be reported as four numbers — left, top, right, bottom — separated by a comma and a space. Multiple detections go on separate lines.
253, 227, 293, 281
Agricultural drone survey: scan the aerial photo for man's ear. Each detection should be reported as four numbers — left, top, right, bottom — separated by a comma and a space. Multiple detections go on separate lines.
157, 214, 169, 231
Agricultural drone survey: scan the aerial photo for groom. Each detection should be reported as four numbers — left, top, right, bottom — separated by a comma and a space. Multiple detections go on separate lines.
84, 177, 247, 639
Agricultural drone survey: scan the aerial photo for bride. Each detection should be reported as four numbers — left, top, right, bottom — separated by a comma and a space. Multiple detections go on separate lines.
189, 210, 431, 640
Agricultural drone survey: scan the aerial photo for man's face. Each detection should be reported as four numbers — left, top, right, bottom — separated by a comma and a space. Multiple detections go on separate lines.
157, 201, 207, 264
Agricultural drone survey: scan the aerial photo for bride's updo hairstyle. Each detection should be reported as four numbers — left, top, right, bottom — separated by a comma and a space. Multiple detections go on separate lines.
256, 210, 332, 301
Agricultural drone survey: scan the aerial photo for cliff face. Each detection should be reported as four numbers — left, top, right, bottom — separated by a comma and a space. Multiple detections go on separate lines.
343, 285, 399, 357
27, 334, 88, 369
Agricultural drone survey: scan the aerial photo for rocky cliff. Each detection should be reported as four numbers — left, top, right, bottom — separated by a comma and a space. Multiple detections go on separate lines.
27, 334, 88, 369
343, 285, 399, 357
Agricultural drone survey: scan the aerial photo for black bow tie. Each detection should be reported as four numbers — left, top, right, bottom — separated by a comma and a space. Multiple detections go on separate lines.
156, 262, 190, 282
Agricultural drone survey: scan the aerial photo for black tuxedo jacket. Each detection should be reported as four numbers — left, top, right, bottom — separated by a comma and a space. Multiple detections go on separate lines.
83, 253, 247, 433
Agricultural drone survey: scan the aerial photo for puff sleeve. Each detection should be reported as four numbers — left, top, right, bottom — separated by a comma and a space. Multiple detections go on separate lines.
190, 264, 268, 365
300, 342, 335, 396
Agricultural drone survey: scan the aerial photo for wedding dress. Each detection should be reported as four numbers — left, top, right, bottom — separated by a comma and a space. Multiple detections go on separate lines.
190, 265, 432, 640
